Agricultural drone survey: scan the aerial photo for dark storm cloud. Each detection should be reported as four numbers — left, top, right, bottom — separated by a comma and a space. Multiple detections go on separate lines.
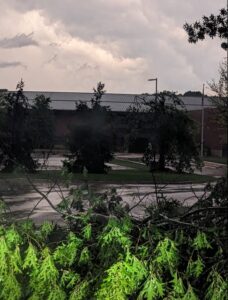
0, 0, 225, 92
0, 61, 26, 68
0, 33, 38, 49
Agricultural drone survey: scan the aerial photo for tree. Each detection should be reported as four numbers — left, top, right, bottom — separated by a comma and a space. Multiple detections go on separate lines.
129, 91, 201, 173
183, 8, 228, 50
29, 95, 54, 150
0, 81, 54, 172
0, 80, 37, 172
91, 81, 106, 109
208, 59, 228, 128
184, 7, 228, 175
64, 82, 113, 173
183, 91, 202, 97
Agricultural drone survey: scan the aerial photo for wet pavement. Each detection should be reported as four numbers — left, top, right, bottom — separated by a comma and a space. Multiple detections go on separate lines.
0, 154, 226, 224
1, 181, 209, 224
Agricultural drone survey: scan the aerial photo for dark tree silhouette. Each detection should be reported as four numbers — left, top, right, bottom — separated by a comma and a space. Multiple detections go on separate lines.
65, 82, 113, 173
29, 95, 54, 150
184, 8, 228, 50
0, 81, 54, 172
184, 6, 228, 176
0, 81, 37, 172
129, 92, 201, 173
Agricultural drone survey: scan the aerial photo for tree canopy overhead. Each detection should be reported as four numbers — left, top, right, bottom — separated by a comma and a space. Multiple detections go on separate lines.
184, 8, 228, 50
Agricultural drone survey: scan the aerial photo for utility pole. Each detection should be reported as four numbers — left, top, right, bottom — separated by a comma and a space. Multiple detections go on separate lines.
148, 78, 158, 99
226, 0, 228, 180
200, 84, 205, 158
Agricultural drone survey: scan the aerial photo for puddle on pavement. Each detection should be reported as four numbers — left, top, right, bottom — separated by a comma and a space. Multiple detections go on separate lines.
1, 181, 208, 224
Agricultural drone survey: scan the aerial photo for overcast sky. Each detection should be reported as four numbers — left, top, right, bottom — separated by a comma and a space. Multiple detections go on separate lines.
0, 0, 226, 94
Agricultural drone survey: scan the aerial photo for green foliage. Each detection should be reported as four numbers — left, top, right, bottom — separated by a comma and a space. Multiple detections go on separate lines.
170, 272, 186, 298
154, 237, 178, 273
138, 273, 165, 300
192, 231, 211, 250
82, 223, 92, 240
182, 284, 199, 300
69, 280, 89, 300
187, 256, 204, 278
206, 270, 228, 300
53, 232, 82, 267
0, 182, 227, 300
23, 243, 38, 270
96, 251, 146, 299
60, 270, 80, 290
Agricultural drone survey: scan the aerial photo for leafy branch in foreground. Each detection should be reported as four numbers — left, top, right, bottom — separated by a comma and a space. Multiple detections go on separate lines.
0, 176, 227, 299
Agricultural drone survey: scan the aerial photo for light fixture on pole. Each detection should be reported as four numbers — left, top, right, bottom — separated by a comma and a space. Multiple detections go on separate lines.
148, 78, 158, 96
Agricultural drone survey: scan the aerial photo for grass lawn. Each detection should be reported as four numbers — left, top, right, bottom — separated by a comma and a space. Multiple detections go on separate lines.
204, 156, 227, 165
112, 158, 146, 170
0, 158, 214, 184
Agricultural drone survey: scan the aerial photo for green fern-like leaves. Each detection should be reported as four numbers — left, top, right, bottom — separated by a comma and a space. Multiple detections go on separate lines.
154, 237, 178, 273
0, 272, 22, 300
29, 248, 59, 297
192, 231, 211, 250
206, 271, 228, 300
182, 284, 199, 300
40, 221, 55, 239
53, 232, 82, 267
60, 270, 80, 290
5, 226, 22, 249
82, 223, 92, 240
23, 243, 38, 270
69, 280, 90, 300
187, 255, 204, 278
96, 252, 146, 299
138, 273, 165, 300
170, 272, 186, 298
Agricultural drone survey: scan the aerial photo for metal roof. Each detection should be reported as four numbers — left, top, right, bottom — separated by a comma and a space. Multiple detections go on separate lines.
24, 91, 214, 112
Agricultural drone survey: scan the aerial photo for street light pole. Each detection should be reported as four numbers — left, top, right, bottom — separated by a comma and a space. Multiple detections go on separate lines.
148, 78, 158, 98
200, 83, 205, 158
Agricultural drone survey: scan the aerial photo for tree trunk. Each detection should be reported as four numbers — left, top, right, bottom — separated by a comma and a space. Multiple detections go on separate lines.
159, 150, 165, 171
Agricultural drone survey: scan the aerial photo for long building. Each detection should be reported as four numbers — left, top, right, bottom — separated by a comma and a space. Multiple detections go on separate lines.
22, 91, 227, 157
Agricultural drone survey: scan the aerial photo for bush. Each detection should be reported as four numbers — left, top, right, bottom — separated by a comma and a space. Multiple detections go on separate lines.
64, 123, 113, 173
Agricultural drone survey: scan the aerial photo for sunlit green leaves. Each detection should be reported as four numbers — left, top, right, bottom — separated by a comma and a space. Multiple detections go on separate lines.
206, 270, 228, 300
192, 231, 211, 250
23, 243, 38, 270
187, 256, 204, 278
154, 237, 178, 273
96, 253, 146, 300
53, 232, 82, 267
138, 273, 165, 300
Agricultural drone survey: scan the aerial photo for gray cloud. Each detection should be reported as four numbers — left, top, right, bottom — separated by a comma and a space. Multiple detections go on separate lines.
0, 0, 225, 92
0, 33, 38, 48
0, 61, 26, 69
